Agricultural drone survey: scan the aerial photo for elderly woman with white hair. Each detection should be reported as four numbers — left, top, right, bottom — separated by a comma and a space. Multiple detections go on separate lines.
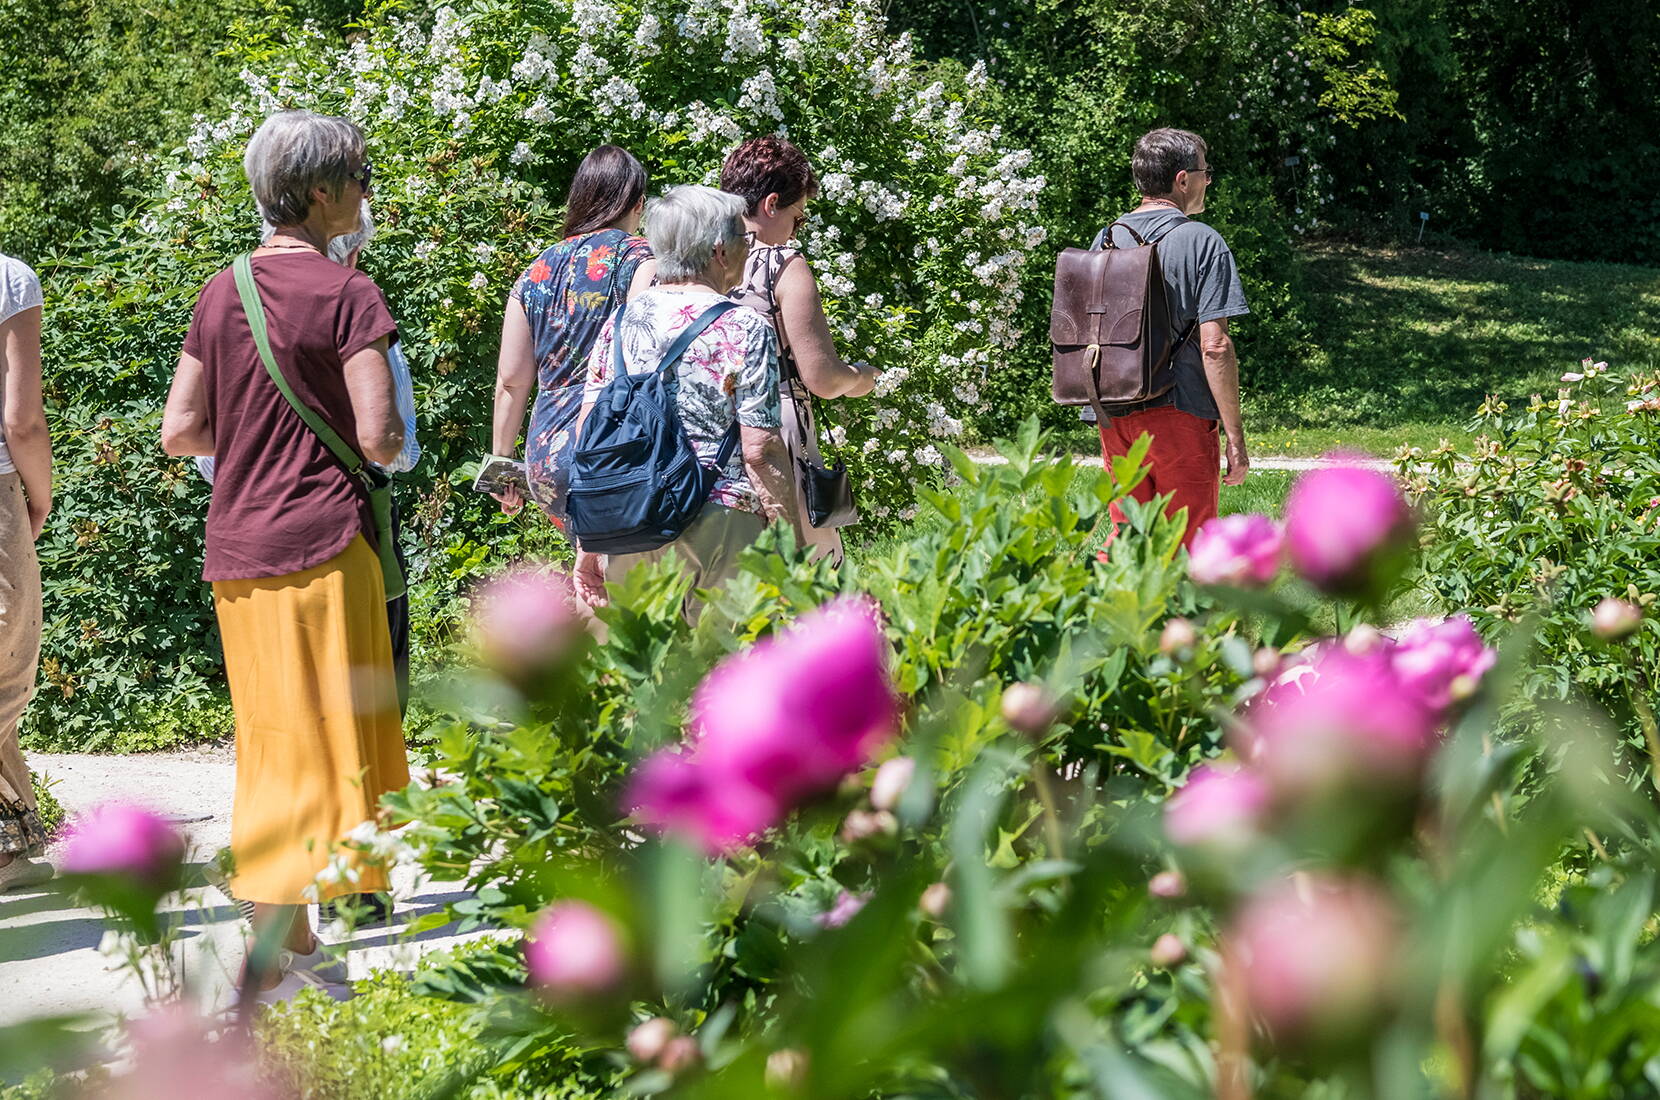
161, 109, 408, 1002
573, 185, 795, 609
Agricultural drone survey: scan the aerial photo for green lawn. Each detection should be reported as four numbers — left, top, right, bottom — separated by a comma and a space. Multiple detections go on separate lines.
1247, 242, 1660, 457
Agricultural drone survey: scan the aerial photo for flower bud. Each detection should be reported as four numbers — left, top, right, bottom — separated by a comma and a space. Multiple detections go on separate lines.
838, 809, 897, 844
1148, 870, 1187, 900
472, 566, 584, 676
524, 901, 625, 997
1001, 682, 1058, 736
1149, 933, 1187, 968
766, 1048, 809, 1090
1592, 597, 1642, 640
869, 756, 915, 812
1159, 617, 1198, 656
62, 803, 185, 886
626, 1017, 677, 1063
657, 1035, 701, 1073
1252, 647, 1282, 680
919, 881, 952, 919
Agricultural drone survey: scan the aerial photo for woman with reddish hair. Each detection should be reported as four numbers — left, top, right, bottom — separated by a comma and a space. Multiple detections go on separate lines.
491, 145, 657, 520
721, 136, 877, 564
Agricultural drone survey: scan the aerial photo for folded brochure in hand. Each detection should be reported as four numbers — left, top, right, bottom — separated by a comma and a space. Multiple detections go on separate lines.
472, 455, 530, 497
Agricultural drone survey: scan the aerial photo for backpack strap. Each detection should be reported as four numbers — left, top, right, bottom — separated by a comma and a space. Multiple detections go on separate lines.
231, 253, 405, 599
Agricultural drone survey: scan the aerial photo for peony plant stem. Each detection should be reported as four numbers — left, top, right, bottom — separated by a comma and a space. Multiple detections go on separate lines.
1029, 762, 1065, 862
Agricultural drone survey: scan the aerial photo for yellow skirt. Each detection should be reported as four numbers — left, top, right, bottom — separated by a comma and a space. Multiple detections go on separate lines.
213, 534, 408, 905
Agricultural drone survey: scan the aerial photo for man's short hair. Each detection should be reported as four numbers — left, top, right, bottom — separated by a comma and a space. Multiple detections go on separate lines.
1132, 128, 1208, 196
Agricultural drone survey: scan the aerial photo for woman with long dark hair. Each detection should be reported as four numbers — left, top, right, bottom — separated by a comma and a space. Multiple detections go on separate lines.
490, 145, 656, 519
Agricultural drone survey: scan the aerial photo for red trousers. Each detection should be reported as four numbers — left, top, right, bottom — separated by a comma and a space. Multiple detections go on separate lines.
1097, 405, 1220, 552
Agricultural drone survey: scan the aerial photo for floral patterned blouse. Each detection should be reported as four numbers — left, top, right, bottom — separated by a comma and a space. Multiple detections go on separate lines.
584, 288, 781, 516
511, 228, 652, 513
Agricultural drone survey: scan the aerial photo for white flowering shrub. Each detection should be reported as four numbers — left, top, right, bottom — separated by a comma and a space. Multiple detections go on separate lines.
170, 0, 1045, 521
29, 0, 1045, 748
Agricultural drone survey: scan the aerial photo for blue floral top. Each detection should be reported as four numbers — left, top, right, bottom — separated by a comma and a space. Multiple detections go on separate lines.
511, 228, 652, 514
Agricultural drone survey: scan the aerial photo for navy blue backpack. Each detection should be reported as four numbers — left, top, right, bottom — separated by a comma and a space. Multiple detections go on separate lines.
564, 301, 741, 554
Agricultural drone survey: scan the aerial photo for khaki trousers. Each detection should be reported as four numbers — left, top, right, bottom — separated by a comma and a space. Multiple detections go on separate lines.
0, 474, 43, 856
609, 505, 767, 621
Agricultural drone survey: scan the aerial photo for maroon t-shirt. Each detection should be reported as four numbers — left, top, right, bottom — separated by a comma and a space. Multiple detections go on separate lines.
182, 251, 397, 582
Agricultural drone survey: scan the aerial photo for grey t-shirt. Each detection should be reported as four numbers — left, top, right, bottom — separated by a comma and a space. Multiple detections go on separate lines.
1089, 209, 1249, 420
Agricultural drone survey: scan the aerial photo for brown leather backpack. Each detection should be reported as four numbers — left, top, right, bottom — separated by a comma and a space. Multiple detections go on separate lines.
1051, 219, 1194, 420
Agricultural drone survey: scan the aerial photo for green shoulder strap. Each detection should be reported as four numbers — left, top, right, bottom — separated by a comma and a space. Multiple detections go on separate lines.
231, 253, 405, 600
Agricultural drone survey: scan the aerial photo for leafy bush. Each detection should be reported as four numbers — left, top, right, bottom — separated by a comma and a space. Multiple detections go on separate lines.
1406, 362, 1660, 782
29, 0, 1045, 749
27, 772, 63, 839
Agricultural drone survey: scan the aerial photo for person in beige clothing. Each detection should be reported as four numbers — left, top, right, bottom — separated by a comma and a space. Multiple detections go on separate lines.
0, 253, 54, 893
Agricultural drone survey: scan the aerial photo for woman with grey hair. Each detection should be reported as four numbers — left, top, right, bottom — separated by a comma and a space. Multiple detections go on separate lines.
161, 108, 408, 1003
572, 184, 795, 610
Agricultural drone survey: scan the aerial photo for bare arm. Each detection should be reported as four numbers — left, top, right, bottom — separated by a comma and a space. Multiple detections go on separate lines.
161, 352, 214, 458
627, 260, 657, 301
343, 336, 404, 466
1200, 318, 1248, 486
775, 258, 876, 399
741, 425, 798, 528
492, 302, 535, 457
0, 306, 52, 540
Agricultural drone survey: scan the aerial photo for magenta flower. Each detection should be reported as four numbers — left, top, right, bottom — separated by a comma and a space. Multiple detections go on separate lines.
524, 901, 625, 996
472, 566, 584, 674
1164, 765, 1270, 849
1283, 463, 1413, 593
817, 890, 871, 929
62, 803, 184, 884
624, 750, 780, 854
1390, 616, 1496, 711
1225, 875, 1400, 1042
1244, 646, 1439, 795
1188, 513, 1282, 587
627, 597, 899, 853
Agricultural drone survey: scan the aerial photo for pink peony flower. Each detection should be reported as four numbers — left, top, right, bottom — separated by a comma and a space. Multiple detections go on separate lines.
62, 803, 184, 884
473, 566, 584, 674
1225, 875, 1400, 1042
1283, 463, 1414, 593
625, 750, 780, 854
1243, 646, 1440, 795
869, 756, 916, 812
1188, 513, 1282, 587
1592, 597, 1643, 640
817, 890, 871, 929
657, 1036, 701, 1073
1164, 765, 1270, 849
102, 1005, 278, 1100
690, 598, 899, 804
627, 598, 899, 853
524, 901, 625, 996
1390, 616, 1496, 711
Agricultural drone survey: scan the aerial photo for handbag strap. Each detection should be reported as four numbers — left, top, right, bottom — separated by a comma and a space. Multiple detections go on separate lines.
758, 250, 828, 454
232, 254, 368, 479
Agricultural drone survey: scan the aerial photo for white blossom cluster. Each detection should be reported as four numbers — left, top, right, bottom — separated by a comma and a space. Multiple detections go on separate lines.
155, 0, 1049, 522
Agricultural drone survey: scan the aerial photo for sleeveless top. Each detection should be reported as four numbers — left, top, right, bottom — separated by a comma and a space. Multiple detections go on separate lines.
730, 240, 808, 401
511, 228, 652, 512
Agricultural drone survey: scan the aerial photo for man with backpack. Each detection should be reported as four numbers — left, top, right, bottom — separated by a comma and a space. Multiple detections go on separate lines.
1072, 127, 1250, 549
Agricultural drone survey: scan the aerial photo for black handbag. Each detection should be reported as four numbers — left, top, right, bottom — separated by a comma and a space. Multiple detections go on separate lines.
799, 437, 856, 528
